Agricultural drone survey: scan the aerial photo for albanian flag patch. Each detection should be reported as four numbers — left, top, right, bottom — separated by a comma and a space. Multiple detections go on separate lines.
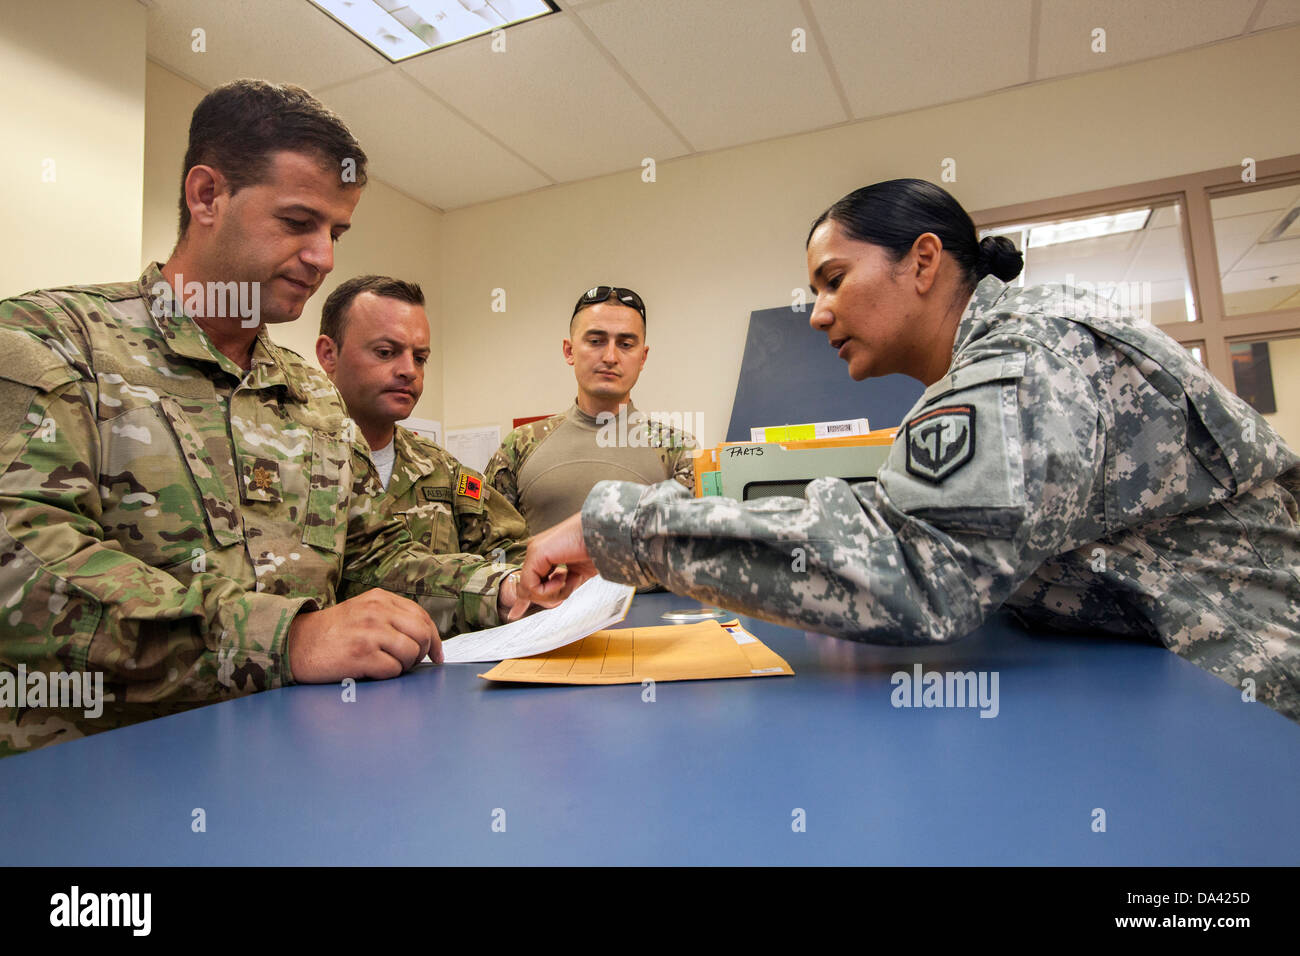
456, 473, 483, 500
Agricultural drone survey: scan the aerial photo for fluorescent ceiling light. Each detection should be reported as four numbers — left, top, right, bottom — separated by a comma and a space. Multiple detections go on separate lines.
1024, 209, 1152, 248
1262, 206, 1300, 243
308, 0, 556, 62
981, 210, 1153, 247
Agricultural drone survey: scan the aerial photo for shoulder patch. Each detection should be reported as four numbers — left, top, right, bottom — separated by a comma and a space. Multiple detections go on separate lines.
456, 472, 482, 500
905, 404, 975, 483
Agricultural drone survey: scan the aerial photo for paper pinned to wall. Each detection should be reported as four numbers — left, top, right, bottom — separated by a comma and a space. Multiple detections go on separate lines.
445, 425, 501, 472
399, 416, 442, 446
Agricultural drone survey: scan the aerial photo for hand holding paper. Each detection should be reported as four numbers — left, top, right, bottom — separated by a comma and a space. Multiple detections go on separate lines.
443, 574, 634, 664
509, 512, 597, 620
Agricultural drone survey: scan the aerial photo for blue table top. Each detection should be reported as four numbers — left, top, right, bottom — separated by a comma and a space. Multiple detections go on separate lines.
2, 593, 1297, 865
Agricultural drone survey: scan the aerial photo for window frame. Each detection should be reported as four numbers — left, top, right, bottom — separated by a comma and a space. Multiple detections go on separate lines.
972, 153, 1300, 391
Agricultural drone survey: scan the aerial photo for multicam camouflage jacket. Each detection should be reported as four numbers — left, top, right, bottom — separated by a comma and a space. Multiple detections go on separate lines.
365, 425, 526, 568
582, 276, 1300, 722
485, 402, 696, 534
0, 264, 515, 754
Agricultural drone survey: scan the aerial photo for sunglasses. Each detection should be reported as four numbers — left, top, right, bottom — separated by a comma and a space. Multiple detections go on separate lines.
572, 286, 646, 321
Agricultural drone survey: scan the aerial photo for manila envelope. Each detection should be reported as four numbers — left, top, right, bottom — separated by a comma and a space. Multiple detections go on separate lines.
478, 619, 794, 685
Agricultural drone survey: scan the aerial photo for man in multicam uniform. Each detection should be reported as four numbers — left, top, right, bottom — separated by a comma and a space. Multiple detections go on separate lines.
316, 275, 526, 566
513, 180, 1300, 724
485, 285, 696, 536
0, 80, 527, 756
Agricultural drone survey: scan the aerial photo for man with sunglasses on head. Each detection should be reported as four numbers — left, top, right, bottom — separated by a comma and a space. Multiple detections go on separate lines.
485, 285, 696, 536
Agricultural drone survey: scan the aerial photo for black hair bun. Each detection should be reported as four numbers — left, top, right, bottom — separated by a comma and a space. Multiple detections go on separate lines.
978, 235, 1024, 282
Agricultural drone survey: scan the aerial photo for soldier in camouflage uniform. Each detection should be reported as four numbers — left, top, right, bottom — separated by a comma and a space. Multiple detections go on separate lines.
316, 275, 526, 566
485, 285, 697, 536
513, 180, 1300, 724
380, 427, 527, 564
0, 81, 524, 756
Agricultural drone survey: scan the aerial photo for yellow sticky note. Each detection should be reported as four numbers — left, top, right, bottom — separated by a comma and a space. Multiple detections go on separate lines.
478, 620, 794, 685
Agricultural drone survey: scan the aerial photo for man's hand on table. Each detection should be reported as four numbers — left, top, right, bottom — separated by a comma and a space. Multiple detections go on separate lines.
507, 512, 598, 621
288, 588, 441, 681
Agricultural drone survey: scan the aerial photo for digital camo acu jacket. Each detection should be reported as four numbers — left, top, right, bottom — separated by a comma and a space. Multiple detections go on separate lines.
582, 276, 1300, 722
485, 401, 696, 534
0, 265, 514, 754
367, 424, 526, 567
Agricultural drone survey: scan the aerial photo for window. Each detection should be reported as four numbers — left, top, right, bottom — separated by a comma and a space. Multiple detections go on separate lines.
1210, 181, 1300, 316
980, 198, 1195, 326
1229, 333, 1300, 448
973, 154, 1300, 447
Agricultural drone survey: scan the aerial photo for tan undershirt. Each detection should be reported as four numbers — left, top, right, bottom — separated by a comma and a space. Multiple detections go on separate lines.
516, 403, 677, 534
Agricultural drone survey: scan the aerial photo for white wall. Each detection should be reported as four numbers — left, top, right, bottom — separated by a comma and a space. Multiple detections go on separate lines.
141, 56, 202, 271
439, 26, 1300, 448
1260, 336, 1300, 450
0, 0, 145, 297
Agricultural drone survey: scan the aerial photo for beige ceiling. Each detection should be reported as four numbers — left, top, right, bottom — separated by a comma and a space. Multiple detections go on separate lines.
141, 0, 1300, 211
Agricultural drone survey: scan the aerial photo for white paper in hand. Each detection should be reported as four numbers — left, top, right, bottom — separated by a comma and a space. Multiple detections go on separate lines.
440, 575, 635, 664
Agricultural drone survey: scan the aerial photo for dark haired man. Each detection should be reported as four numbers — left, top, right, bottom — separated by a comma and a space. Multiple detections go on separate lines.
317, 275, 525, 564
485, 285, 697, 535
0, 80, 525, 755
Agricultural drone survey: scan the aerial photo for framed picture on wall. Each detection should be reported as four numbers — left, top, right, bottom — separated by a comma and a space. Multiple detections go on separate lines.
1229, 342, 1277, 415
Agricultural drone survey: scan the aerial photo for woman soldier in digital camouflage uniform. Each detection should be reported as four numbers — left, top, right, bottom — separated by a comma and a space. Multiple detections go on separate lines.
513, 179, 1300, 724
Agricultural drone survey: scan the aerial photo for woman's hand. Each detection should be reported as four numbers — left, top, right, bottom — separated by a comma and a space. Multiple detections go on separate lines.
507, 513, 598, 620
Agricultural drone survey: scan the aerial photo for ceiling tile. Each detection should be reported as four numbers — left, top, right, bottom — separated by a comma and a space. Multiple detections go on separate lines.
1125, 226, 1189, 282
317, 72, 551, 209
1234, 234, 1300, 270
1148, 204, 1182, 228
1212, 184, 1300, 219
1254, 0, 1300, 30
1148, 278, 1189, 304
809, 0, 1034, 118
146, 0, 387, 90
574, 0, 847, 151
1223, 261, 1300, 292
1214, 209, 1280, 269
1036, 0, 1258, 80
402, 13, 688, 182
142, 0, 1299, 211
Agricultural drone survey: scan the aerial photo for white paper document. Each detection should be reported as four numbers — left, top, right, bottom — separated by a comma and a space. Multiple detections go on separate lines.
445, 425, 501, 472
440, 575, 635, 664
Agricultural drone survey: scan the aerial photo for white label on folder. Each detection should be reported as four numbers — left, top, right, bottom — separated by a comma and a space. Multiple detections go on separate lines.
724, 623, 758, 645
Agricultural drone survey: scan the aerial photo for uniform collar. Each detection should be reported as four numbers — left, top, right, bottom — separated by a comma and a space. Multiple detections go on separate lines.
385, 425, 429, 500
570, 398, 637, 428
950, 274, 1014, 357
244, 340, 309, 402
138, 262, 307, 401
